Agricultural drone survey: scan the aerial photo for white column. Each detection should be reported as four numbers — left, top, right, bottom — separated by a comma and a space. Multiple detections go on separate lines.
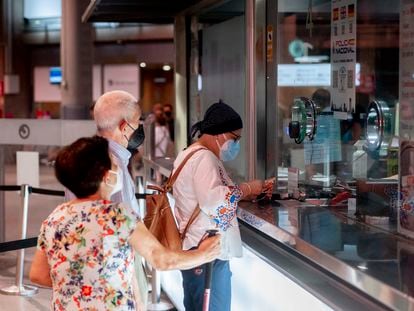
174, 15, 188, 151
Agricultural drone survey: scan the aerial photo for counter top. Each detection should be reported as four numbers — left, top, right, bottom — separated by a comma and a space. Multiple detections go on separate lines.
143, 156, 414, 309
237, 200, 414, 310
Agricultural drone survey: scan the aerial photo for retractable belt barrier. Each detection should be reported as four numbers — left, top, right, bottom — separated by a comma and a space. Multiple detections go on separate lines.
0, 185, 64, 196
0, 237, 38, 253
135, 193, 147, 200
31, 187, 65, 197
0, 184, 65, 297
0, 185, 21, 191
0, 184, 148, 298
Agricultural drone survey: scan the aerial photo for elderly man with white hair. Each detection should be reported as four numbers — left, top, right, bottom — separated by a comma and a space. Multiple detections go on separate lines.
93, 90, 148, 308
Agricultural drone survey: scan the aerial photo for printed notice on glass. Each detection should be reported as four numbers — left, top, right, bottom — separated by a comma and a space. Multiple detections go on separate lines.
304, 115, 342, 164
331, 0, 356, 115
288, 167, 299, 194
400, 0, 414, 138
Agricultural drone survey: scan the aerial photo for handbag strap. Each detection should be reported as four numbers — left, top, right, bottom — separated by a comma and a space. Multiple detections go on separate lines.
147, 184, 164, 192
181, 204, 201, 241
161, 146, 206, 241
164, 146, 207, 191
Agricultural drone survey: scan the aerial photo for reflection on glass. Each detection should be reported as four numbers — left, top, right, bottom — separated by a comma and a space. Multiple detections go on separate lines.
275, 0, 399, 188
365, 100, 393, 154
298, 206, 342, 252
366, 106, 380, 150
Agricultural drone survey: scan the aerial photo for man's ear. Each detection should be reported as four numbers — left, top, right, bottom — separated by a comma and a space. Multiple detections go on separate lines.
119, 119, 128, 132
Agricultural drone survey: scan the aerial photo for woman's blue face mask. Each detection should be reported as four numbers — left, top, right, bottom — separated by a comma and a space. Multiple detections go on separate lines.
217, 134, 241, 162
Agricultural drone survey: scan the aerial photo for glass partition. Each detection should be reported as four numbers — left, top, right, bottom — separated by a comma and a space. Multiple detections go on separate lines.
274, 0, 399, 189
272, 0, 400, 223
188, 0, 247, 181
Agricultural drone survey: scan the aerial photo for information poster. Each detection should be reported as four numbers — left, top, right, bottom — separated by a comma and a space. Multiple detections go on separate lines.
399, 0, 414, 238
330, 0, 357, 115
304, 115, 342, 164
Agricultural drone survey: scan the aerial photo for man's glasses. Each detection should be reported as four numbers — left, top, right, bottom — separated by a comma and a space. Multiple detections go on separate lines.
126, 122, 136, 131
126, 119, 143, 131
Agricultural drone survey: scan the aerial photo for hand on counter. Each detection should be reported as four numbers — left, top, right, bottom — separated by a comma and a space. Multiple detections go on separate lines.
262, 177, 275, 194
240, 177, 275, 201
240, 180, 263, 199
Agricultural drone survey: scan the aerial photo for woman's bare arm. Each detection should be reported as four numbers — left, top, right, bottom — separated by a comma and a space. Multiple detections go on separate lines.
29, 249, 52, 287
129, 222, 220, 271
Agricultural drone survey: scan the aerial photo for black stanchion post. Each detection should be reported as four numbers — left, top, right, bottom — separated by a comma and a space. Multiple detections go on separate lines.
0, 184, 38, 296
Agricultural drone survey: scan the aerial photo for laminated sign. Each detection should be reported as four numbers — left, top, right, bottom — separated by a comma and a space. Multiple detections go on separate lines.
331, 0, 357, 115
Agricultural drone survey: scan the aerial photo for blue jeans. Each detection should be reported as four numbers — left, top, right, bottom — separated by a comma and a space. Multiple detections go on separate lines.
181, 260, 231, 311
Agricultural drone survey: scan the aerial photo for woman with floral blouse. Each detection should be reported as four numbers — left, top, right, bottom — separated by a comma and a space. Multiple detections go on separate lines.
30, 136, 220, 311
173, 101, 273, 311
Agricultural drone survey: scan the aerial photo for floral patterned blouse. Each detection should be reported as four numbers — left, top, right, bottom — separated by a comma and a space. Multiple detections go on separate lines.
37, 200, 139, 310
172, 145, 243, 260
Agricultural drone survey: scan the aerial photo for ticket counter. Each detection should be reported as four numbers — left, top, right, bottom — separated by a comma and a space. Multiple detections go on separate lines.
178, 0, 414, 309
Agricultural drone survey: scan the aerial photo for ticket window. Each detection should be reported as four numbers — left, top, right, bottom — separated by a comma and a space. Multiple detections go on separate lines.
271, 0, 400, 193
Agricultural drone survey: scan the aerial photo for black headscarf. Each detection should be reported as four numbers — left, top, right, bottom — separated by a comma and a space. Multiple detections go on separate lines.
191, 100, 243, 138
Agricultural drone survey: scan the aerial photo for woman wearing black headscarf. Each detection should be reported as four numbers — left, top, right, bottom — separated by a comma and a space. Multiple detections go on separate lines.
172, 101, 272, 311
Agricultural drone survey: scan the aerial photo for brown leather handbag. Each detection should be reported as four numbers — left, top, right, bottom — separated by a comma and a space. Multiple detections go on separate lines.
143, 148, 204, 251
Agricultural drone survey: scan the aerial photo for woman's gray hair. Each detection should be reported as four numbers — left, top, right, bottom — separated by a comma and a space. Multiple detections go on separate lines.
93, 90, 141, 132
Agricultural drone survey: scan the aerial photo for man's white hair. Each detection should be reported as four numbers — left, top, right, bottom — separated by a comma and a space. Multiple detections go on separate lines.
94, 90, 141, 132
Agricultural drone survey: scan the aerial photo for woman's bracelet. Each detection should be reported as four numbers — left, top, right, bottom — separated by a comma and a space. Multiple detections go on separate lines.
241, 182, 252, 196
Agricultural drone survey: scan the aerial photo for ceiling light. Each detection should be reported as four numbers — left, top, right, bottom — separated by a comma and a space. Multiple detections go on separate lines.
294, 55, 329, 63
139, 62, 146, 68
162, 65, 171, 71
197, 74, 202, 91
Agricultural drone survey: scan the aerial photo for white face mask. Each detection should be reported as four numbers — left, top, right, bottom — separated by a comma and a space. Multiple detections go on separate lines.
105, 169, 123, 198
